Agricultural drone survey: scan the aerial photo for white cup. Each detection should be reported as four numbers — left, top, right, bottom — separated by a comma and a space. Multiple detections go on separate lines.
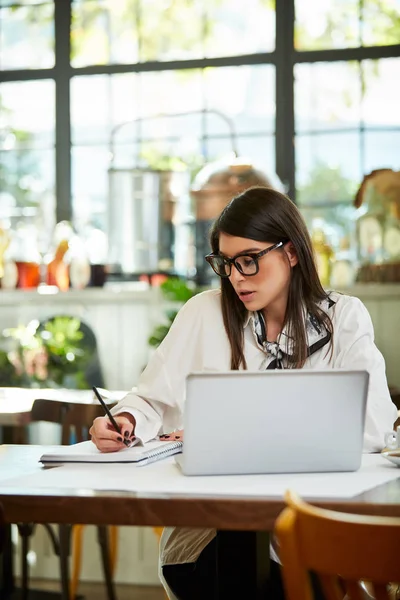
384, 426, 400, 450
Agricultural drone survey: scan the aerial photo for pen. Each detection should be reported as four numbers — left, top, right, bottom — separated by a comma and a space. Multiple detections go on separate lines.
92, 386, 130, 447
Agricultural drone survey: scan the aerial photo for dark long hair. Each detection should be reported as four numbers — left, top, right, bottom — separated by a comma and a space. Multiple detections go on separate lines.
209, 186, 333, 370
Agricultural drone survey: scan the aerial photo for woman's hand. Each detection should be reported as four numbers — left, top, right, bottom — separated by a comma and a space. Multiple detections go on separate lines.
89, 413, 136, 453
159, 429, 183, 441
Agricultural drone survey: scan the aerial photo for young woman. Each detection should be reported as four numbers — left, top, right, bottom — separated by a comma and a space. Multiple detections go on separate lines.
90, 186, 397, 600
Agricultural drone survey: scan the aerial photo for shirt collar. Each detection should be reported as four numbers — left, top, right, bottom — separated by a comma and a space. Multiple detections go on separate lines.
245, 296, 334, 357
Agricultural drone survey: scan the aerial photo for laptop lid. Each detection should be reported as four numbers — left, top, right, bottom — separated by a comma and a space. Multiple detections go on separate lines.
177, 370, 369, 476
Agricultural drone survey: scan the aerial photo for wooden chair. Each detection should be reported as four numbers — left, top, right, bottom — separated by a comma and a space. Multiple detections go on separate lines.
0, 501, 11, 600
275, 490, 400, 600
0, 502, 4, 555
18, 399, 118, 600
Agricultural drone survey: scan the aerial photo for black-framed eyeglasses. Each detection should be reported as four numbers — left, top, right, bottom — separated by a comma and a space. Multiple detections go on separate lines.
205, 241, 286, 278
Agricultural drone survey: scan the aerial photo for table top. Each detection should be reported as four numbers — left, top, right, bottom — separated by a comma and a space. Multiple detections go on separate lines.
1, 445, 400, 531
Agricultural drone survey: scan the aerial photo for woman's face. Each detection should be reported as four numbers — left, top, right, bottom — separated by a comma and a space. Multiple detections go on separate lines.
218, 232, 298, 313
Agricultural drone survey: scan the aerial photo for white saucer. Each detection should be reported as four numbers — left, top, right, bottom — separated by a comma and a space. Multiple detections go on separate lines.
381, 450, 400, 467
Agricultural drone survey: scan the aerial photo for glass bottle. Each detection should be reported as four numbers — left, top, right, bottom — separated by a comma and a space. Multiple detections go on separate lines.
13, 224, 41, 289
46, 239, 70, 291
311, 227, 334, 288
68, 233, 91, 290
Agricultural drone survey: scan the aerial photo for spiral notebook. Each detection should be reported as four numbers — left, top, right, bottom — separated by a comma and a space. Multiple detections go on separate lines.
39, 439, 183, 466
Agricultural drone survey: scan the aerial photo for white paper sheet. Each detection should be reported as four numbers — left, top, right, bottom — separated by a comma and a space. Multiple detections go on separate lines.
1, 454, 399, 499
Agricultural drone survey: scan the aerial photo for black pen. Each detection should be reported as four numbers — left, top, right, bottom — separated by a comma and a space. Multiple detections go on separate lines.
92, 386, 130, 447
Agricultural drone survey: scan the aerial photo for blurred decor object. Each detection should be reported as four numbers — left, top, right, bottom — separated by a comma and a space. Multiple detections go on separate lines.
310, 226, 334, 288
148, 277, 200, 348
108, 168, 189, 275
191, 155, 283, 284
0, 226, 17, 289
0, 316, 104, 389
330, 237, 356, 289
10, 224, 42, 289
85, 228, 108, 287
46, 239, 70, 291
0, 226, 10, 280
191, 155, 281, 221
355, 168, 400, 283
15, 261, 40, 288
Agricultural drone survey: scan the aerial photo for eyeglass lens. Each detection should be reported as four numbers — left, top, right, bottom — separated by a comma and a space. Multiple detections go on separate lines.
211, 255, 257, 276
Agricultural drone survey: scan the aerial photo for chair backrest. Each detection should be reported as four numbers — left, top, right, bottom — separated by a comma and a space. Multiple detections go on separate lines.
275, 490, 400, 600
30, 399, 106, 445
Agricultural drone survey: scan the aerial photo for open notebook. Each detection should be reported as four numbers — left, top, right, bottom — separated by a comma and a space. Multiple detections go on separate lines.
39, 439, 183, 466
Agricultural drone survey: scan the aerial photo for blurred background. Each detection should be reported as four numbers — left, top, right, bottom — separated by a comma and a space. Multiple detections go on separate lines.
1, 0, 399, 289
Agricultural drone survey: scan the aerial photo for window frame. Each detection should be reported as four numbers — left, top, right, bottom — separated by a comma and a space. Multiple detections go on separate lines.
0, 0, 399, 223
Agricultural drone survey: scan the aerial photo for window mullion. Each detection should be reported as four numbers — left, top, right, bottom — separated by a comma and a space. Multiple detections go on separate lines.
54, 0, 72, 222
275, 0, 295, 201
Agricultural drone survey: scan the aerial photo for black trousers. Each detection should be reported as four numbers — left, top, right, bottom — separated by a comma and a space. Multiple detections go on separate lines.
162, 537, 325, 600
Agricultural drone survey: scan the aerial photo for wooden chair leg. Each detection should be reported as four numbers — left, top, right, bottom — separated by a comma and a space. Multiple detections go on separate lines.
0, 524, 15, 599
97, 525, 118, 600
109, 526, 118, 576
70, 525, 85, 600
58, 524, 72, 600
17, 523, 35, 600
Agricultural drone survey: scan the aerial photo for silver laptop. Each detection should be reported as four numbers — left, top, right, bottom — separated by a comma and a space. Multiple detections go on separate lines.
175, 370, 369, 476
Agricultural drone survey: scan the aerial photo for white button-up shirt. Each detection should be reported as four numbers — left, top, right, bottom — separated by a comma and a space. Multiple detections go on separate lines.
111, 289, 397, 579
113, 289, 396, 452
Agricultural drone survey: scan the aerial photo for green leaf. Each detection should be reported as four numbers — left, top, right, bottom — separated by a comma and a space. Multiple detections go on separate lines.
160, 278, 197, 302
148, 324, 171, 348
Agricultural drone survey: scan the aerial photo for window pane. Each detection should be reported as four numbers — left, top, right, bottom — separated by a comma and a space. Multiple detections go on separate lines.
0, 3, 54, 69
71, 70, 204, 148
72, 0, 275, 66
300, 203, 357, 259
139, 69, 203, 120
72, 146, 110, 231
362, 0, 400, 46
205, 0, 275, 57
362, 58, 400, 127
204, 65, 275, 136
0, 80, 55, 235
296, 132, 360, 266
0, 148, 54, 206
296, 133, 360, 206
295, 0, 360, 50
0, 80, 55, 149
71, 74, 139, 145
71, 0, 139, 67
0, 147, 55, 240
295, 62, 361, 133
0, 0, 46, 5
139, 0, 203, 62
205, 135, 275, 174
363, 131, 400, 174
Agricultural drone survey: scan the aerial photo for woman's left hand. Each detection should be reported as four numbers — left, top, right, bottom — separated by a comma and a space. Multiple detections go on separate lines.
159, 429, 183, 441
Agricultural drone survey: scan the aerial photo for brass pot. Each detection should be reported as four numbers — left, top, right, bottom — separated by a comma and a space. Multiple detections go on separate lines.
191, 157, 282, 221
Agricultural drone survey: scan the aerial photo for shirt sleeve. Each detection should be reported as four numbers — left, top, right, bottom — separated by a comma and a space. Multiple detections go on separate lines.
110, 292, 209, 443
334, 296, 397, 452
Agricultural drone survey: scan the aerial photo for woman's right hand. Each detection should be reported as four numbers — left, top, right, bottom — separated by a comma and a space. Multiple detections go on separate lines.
89, 413, 136, 453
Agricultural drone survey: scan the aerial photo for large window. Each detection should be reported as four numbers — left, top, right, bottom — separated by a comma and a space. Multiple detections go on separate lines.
1, 0, 399, 272
294, 0, 400, 246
